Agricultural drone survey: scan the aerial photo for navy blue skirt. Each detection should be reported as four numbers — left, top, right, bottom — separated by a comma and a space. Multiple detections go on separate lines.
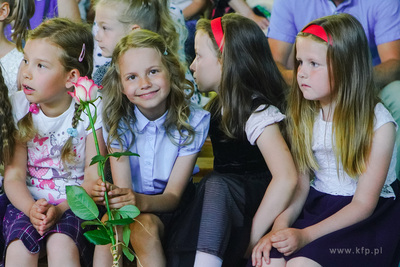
2, 204, 94, 266
267, 182, 400, 267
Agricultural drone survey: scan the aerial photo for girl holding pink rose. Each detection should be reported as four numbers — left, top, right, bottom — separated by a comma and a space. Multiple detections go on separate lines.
91, 29, 210, 267
2, 18, 105, 266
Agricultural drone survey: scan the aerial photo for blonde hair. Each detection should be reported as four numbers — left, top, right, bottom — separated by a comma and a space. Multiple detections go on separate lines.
3, 0, 35, 50
95, 0, 180, 54
17, 18, 94, 166
287, 13, 378, 177
102, 29, 194, 151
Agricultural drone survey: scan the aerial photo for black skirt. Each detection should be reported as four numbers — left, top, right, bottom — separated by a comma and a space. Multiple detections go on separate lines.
166, 170, 270, 267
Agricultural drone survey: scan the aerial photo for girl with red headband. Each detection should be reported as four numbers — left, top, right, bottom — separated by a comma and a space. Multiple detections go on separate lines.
250, 13, 400, 267
168, 13, 297, 267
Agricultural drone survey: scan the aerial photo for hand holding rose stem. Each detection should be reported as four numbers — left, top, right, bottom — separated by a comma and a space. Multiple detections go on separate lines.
67, 77, 139, 266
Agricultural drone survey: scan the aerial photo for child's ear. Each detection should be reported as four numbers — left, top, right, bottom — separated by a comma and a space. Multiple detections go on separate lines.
130, 24, 141, 31
0, 2, 10, 20
65, 69, 80, 89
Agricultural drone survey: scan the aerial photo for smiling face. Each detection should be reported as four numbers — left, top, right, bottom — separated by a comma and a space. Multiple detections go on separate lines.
296, 36, 331, 108
119, 47, 170, 120
94, 3, 131, 58
20, 38, 73, 116
190, 30, 222, 93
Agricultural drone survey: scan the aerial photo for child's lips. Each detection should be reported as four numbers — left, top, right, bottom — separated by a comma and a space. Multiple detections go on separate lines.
136, 90, 159, 99
23, 84, 35, 94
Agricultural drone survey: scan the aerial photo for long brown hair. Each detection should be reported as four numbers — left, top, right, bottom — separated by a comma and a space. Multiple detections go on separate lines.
287, 13, 378, 177
197, 13, 286, 140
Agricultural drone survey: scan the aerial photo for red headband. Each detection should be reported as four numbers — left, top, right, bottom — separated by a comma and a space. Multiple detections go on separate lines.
211, 17, 224, 52
302, 24, 332, 45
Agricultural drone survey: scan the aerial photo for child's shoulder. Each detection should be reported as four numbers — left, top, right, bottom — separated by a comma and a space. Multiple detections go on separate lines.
10, 91, 30, 120
374, 102, 397, 131
188, 105, 210, 128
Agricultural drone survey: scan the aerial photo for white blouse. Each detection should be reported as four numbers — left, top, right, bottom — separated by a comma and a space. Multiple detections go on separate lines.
311, 103, 397, 198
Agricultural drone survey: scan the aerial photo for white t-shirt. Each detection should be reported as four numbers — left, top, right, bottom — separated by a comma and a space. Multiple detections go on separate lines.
0, 48, 23, 95
311, 103, 397, 198
12, 91, 103, 204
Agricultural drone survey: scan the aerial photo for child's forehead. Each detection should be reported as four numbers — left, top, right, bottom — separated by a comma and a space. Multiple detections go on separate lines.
24, 39, 63, 59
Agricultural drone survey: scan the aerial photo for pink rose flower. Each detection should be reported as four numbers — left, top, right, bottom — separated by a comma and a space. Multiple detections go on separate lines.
69, 76, 102, 103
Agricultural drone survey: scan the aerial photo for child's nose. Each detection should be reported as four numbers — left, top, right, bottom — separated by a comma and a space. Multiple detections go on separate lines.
190, 58, 196, 72
140, 76, 151, 88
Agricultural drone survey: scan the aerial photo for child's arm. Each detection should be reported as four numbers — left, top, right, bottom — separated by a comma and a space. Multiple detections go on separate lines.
247, 123, 298, 250
228, 0, 269, 30
182, 0, 208, 20
57, 0, 81, 22
4, 143, 36, 216
134, 153, 198, 212
101, 148, 198, 213
3, 143, 48, 232
251, 172, 310, 266
271, 122, 396, 256
40, 129, 106, 232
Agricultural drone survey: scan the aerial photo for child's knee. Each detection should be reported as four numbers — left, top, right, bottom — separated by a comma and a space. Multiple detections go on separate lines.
130, 213, 164, 241
46, 233, 77, 253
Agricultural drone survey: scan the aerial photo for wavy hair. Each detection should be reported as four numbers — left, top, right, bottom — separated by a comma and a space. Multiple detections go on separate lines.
17, 18, 94, 165
287, 13, 378, 177
102, 29, 194, 150
0, 66, 16, 166
197, 13, 287, 140
3, 0, 35, 50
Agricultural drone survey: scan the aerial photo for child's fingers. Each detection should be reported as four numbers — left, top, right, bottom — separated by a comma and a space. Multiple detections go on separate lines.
252, 244, 264, 267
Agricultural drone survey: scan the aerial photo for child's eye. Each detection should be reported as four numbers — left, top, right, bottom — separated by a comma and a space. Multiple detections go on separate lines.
37, 63, 46, 69
311, 61, 319, 67
149, 69, 159, 75
296, 59, 303, 65
127, 74, 136, 80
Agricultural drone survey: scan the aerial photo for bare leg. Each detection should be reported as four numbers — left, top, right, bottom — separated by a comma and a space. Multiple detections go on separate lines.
46, 233, 80, 267
5, 239, 39, 267
130, 213, 165, 267
287, 257, 321, 267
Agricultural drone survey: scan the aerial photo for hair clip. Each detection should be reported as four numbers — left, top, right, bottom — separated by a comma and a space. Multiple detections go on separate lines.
29, 103, 39, 114
163, 47, 168, 56
79, 43, 86, 62
67, 128, 78, 138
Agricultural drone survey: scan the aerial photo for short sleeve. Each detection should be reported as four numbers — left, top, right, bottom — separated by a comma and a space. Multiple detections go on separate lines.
246, 105, 285, 145
178, 107, 210, 157
267, 0, 298, 43
372, 0, 400, 46
374, 103, 398, 131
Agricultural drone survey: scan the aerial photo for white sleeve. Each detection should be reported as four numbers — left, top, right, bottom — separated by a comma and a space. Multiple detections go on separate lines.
245, 105, 285, 145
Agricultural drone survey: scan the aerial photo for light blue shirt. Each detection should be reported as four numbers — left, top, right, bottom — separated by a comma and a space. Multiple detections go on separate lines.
267, 0, 400, 66
109, 106, 210, 195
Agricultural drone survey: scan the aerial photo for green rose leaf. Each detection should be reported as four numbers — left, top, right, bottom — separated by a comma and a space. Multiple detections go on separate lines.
81, 219, 103, 229
107, 151, 140, 159
114, 205, 141, 219
66, 185, 99, 220
84, 229, 111, 245
90, 154, 106, 166
122, 245, 135, 262
105, 218, 134, 226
